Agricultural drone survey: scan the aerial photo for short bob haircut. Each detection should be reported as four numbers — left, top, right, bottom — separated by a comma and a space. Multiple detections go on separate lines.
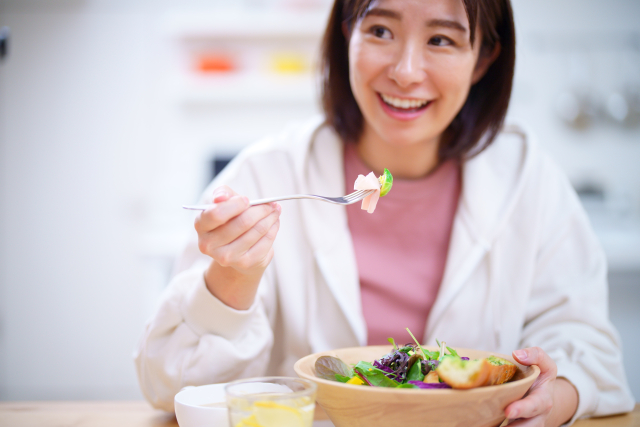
320, 0, 516, 162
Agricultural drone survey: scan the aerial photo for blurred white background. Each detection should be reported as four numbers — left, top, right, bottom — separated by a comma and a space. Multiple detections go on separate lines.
0, 0, 639, 403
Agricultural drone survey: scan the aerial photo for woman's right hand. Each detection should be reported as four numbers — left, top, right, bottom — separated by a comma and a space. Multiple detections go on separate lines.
194, 185, 281, 309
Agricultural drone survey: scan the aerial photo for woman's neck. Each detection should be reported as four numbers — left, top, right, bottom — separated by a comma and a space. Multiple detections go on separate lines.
355, 126, 441, 180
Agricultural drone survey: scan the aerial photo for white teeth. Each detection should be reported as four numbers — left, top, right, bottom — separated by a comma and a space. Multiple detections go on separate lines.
381, 93, 429, 109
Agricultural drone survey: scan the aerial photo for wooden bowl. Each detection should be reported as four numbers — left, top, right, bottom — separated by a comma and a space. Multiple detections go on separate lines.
294, 345, 540, 427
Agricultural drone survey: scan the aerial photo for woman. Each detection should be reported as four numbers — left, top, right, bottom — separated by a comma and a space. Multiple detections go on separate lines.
134, 0, 635, 425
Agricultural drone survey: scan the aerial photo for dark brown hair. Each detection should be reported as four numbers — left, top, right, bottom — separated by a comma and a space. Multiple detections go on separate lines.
320, 0, 516, 161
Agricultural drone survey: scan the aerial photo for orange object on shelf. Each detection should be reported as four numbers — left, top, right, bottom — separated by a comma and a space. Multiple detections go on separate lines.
196, 54, 236, 73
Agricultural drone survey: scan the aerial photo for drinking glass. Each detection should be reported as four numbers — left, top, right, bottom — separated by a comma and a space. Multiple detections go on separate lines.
225, 377, 317, 427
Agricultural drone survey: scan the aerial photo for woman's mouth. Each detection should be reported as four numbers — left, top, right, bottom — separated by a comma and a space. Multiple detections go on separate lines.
378, 93, 431, 120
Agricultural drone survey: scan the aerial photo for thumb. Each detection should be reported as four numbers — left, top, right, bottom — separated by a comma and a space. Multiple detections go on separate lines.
211, 185, 237, 203
513, 347, 557, 381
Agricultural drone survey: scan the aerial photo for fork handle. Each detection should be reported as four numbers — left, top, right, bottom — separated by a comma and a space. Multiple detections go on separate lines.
182, 195, 313, 210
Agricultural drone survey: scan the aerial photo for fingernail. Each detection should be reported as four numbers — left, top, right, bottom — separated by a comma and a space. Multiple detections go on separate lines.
242, 196, 249, 204
275, 203, 281, 213
514, 349, 527, 361
213, 191, 227, 202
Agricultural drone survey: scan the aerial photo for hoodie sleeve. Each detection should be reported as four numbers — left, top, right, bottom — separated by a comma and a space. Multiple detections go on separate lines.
520, 153, 635, 425
133, 148, 278, 412
133, 267, 274, 412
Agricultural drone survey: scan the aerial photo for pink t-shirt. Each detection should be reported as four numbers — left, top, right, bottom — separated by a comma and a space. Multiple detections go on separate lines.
344, 144, 461, 345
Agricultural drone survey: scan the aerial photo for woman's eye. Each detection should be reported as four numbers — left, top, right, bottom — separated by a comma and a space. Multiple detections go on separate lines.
370, 26, 392, 39
429, 36, 454, 46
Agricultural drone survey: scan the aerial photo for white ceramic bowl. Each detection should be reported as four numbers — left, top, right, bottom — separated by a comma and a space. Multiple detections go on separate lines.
174, 383, 228, 427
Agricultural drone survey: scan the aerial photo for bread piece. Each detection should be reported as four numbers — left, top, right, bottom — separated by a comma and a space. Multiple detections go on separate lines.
436, 358, 490, 389
423, 370, 440, 383
436, 356, 517, 389
485, 356, 517, 385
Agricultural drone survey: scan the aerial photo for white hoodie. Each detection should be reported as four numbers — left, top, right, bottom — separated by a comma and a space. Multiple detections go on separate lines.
134, 117, 635, 423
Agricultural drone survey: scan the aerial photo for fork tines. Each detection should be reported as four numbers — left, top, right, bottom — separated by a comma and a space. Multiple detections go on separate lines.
345, 189, 374, 201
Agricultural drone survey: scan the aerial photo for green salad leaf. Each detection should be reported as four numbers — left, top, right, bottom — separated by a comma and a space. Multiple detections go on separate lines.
354, 361, 400, 388
378, 168, 393, 197
406, 358, 425, 382
387, 337, 398, 350
406, 327, 439, 360
335, 374, 351, 383
446, 346, 459, 358
396, 383, 419, 389
315, 355, 354, 382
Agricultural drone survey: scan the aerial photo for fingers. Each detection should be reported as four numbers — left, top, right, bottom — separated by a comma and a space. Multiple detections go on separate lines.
195, 195, 249, 234
212, 203, 279, 248
504, 384, 554, 424
212, 205, 281, 267
241, 218, 280, 265
229, 220, 280, 270
513, 347, 557, 383
209, 185, 237, 204
504, 347, 557, 425
502, 415, 545, 427
194, 185, 242, 231
193, 185, 282, 272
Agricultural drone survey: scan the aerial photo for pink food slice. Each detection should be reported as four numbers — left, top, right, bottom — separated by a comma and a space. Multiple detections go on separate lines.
354, 172, 381, 213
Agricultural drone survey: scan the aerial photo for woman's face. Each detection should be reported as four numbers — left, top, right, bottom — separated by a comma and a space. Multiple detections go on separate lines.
348, 0, 484, 148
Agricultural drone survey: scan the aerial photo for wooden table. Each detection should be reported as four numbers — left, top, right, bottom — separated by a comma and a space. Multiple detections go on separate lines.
0, 401, 638, 426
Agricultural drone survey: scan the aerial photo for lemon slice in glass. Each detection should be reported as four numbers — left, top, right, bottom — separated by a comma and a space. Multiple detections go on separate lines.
247, 400, 310, 427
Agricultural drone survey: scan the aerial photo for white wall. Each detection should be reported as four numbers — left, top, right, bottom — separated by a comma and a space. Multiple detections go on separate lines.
0, 0, 159, 399
0, 0, 638, 402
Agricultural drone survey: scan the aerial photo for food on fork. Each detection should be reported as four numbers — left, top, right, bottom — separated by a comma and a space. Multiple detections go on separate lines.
353, 168, 393, 213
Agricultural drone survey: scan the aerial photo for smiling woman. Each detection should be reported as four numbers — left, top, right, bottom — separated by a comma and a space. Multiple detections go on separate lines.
134, 1, 635, 426
322, 0, 514, 175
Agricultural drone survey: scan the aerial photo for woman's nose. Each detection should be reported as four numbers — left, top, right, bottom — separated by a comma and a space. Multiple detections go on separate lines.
389, 42, 426, 87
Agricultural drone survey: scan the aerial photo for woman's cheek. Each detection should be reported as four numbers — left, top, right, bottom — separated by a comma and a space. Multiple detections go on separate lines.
435, 62, 475, 112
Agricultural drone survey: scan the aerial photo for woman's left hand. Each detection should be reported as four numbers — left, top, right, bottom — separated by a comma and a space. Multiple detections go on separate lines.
504, 347, 578, 426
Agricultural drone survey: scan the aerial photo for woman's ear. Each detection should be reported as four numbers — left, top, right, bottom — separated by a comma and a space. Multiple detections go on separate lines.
471, 42, 501, 84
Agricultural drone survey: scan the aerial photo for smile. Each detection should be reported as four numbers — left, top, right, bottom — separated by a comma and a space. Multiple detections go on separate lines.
380, 93, 431, 111
377, 93, 432, 121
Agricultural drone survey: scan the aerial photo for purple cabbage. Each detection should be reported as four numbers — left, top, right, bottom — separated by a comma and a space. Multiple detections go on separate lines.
373, 360, 396, 375
374, 349, 411, 382
408, 381, 452, 389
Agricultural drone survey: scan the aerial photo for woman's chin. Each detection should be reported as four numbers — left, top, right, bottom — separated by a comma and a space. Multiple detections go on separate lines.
376, 127, 441, 148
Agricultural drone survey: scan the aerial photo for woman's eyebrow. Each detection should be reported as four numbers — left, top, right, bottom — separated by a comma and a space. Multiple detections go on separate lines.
363, 7, 402, 20
426, 19, 467, 32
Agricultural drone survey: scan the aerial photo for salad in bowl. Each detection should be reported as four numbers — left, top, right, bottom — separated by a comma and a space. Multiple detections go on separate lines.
294, 329, 539, 427
315, 329, 517, 390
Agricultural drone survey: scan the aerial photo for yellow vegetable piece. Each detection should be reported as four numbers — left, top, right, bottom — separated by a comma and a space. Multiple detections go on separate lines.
346, 376, 366, 385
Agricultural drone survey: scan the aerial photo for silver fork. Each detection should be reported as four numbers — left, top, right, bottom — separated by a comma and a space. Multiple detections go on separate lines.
182, 189, 376, 210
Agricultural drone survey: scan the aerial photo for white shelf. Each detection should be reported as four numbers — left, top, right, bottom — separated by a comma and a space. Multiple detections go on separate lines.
176, 73, 319, 106
162, 10, 330, 40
